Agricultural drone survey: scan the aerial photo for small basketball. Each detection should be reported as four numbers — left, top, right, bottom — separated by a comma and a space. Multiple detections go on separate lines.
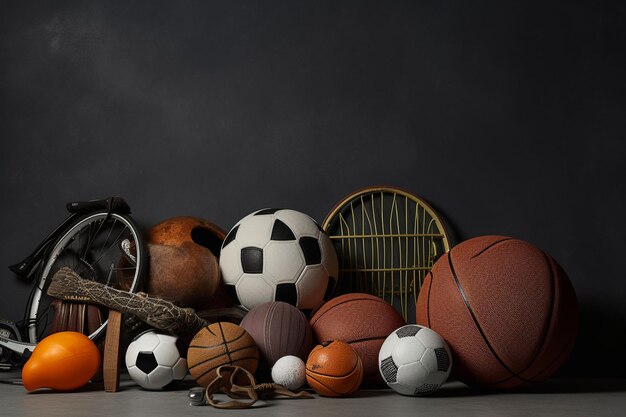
187, 322, 259, 388
240, 301, 313, 367
310, 293, 406, 385
416, 236, 578, 389
305, 340, 363, 397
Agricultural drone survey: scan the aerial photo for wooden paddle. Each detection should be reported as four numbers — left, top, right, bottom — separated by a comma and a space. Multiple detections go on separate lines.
103, 310, 122, 392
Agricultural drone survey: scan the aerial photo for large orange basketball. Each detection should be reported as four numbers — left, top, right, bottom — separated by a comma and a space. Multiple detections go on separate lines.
305, 340, 363, 397
310, 293, 405, 385
187, 322, 259, 388
416, 236, 578, 389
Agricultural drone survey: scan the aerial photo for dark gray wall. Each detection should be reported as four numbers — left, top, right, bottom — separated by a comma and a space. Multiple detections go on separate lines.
1, 0, 625, 377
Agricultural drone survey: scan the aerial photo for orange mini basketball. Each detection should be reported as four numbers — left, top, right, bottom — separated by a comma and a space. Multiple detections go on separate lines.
22, 331, 101, 392
305, 340, 363, 397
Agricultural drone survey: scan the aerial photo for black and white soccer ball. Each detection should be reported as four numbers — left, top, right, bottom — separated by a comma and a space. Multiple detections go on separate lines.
379, 325, 452, 396
219, 208, 338, 312
125, 330, 188, 390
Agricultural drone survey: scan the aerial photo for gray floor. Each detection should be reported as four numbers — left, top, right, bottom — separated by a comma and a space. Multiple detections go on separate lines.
1, 372, 625, 417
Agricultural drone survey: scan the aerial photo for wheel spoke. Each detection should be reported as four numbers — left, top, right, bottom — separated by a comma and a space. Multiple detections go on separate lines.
28, 212, 144, 343
90, 226, 130, 272
94, 218, 118, 265
82, 218, 106, 260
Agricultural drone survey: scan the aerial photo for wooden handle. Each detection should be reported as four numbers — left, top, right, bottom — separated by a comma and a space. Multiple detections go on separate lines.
103, 310, 123, 392
47, 267, 208, 338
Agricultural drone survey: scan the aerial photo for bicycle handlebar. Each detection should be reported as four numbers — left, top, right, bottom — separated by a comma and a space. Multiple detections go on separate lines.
9, 197, 133, 279
66, 197, 131, 214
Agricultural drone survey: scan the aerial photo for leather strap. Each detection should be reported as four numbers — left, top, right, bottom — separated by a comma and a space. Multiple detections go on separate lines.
204, 365, 311, 409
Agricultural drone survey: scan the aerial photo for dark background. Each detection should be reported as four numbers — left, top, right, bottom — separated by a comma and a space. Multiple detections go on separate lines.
1, 1, 624, 377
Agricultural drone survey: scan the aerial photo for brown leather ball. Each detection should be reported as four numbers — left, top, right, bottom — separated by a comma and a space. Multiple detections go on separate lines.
416, 236, 578, 389
187, 322, 259, 388
146, 216, 227, 310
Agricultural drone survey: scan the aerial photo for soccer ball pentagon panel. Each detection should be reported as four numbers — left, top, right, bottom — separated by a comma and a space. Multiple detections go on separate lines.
219, 209, 338, 313
379, 325, 452, 396
125, 330, 188, 390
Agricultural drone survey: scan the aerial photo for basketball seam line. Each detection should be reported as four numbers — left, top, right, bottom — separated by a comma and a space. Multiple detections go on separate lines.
310, 297, 390, 326
448, 250, 529, 383
306, 368, 360, 380
470, 237, 513, 259
345, 359, 363, 392
265, 303, 275, 361
426, 270, 434, 327
526, 327, 577, 383
219, 322, 232, 364
526, 251, 557, 370
306, 373, 344, 396
189, 330, 246, 350
306, 359, 361, 379
319, 335, 386, 345
205, 325, 217, 337
194, 356, 260, 383
188, 345, 258, 370
488, 253, 558, 386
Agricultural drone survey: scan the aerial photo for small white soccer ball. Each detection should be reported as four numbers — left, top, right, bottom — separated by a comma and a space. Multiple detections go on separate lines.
271, 355, 306, 390
125, 330, 188, 390
219, 208, 338, 312
379, 325, 452, 396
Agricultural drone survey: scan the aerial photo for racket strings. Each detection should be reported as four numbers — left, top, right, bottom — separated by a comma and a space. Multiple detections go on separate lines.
326, 190, 448, 321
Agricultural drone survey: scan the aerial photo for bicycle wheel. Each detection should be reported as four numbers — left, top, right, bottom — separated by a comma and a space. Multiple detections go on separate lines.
25, 211, 146, 343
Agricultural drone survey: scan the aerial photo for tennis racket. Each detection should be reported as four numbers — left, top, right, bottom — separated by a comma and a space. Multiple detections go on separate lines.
322, 187, 451, 322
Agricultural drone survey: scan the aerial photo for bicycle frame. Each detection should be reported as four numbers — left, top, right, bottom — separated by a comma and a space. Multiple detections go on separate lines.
8, 212, 83, 280
1, 197, 138, 363
9, 197, 132, 279
0, 334, 34, 356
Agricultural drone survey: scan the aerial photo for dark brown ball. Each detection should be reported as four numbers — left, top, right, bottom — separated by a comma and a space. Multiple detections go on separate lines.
146, 216, 227, 310
416, 236, 578, 389
240, 302, 312, 367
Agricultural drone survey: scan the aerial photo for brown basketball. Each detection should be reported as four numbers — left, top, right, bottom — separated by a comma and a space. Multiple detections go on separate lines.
309, 293, 406, 385
146, 216, 230, 310
305, 340, 363, 397
416, 236, 578, 390
240, 302, 312, 367
187, 322, 259, 388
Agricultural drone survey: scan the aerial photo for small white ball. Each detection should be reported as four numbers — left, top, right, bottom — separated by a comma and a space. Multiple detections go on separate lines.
271, 355, 306, 390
